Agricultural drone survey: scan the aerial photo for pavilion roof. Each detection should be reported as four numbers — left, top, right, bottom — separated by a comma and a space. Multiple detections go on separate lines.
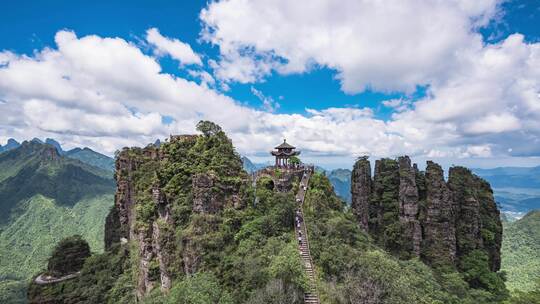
271, 150, 300, 156
275, 139, 296, 149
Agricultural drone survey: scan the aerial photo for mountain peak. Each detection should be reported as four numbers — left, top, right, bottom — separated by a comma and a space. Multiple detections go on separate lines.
0, 138, 20, 153
6, 138, 19, 146
45, 138, 64, 154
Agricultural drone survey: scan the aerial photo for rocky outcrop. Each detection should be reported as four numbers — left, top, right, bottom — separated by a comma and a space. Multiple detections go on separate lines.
351, 156, 502, 270
254, 167, 305, 193
398, 156, 421, 257
102, 131, 247, 299
192, 173, 221, 213
351, 157, 371, 231
448, 167, 502, 271
369, 158, 400, 251
114, 151, 142, 242
151, 186, 174, 291
136, 228, 156, 299
422, 161, 457, 266
104, 206, 122, 251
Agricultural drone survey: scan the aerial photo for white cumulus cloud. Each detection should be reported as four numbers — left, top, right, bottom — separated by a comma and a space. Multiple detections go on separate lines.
0, 22, 539, 169
201, 0, 500, 93
146, 27, 202, 65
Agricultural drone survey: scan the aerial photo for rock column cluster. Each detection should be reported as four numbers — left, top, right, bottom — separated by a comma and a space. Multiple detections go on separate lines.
351, 156, 502, 270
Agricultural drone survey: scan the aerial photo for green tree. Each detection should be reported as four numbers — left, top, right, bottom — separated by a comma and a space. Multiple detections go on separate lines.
196, 120, 223, 137
167, 272, 233, 304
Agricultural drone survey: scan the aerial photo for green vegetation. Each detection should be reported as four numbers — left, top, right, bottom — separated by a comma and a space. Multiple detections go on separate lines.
28, 244, 132, 303
289, 155, 300, 165
0, 195, 112, 277
29, 121, 307, 303
368, 158, 405, 256
0, 280, 26, 304
0, 142, 114, 224
304, 171, 509, 304
0, 194, 113, 301
47, 235, 91, 276
143, 272, 234, 304
504, 280, 540, 304
502, 210, 540, 293
0, 141, 115, 302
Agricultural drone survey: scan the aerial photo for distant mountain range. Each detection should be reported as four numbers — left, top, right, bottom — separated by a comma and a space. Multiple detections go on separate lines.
326, 168, 352, 203
0, 138, 114, 172
473, 166, 540, 189
0, 140, 115, 302
241, 156, 267, 173
472, 166, 540, 216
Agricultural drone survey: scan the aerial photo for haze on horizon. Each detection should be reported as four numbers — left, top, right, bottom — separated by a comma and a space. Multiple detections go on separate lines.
1, 0, 540, 170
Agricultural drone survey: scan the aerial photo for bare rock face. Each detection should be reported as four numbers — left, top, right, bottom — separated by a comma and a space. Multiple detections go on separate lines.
351, 156, 371, 231
192, 173, 221, 213
151, 186, 174, 291
422, 161, 457, 266
104, 206, 121, 251
113, 151, 142, 242
350, 156, 502, 271
136, 228, 156, 299
255, 167, 304, 193
398, 156, 421, 257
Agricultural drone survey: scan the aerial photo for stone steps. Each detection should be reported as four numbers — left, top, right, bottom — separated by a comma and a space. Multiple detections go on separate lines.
294, 171, 320, 304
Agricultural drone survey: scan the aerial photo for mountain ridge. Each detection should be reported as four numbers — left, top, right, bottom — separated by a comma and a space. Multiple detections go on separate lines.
0, 141, 116, 303
1, 138, 116, 173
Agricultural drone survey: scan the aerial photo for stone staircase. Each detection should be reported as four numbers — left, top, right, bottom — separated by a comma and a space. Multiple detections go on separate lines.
295, 170, 320, 304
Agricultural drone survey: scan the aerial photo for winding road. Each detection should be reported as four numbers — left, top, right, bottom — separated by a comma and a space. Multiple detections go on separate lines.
34, 271, 80, 285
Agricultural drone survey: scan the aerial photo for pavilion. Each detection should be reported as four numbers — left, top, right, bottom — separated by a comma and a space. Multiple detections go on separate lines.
271, 139, 300, 168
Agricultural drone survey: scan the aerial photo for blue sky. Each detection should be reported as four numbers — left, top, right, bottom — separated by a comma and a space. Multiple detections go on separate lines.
1, 1, 404, 118
1, 1, 540, 169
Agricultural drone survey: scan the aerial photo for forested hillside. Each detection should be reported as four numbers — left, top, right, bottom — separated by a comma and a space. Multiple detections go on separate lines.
0, 141, 115, 303
502, 210, 540, 293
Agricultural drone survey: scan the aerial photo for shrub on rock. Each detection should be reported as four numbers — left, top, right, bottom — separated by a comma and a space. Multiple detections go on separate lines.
47, 235, 90, 277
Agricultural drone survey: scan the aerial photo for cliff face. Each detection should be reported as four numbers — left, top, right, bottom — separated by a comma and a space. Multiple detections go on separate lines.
448, 166, 502, 271
422, 161, 457, 266
351, 157, 370, 231
351, 156, 502, 271
104, 126, 247, 300
398, 156, 422, 257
